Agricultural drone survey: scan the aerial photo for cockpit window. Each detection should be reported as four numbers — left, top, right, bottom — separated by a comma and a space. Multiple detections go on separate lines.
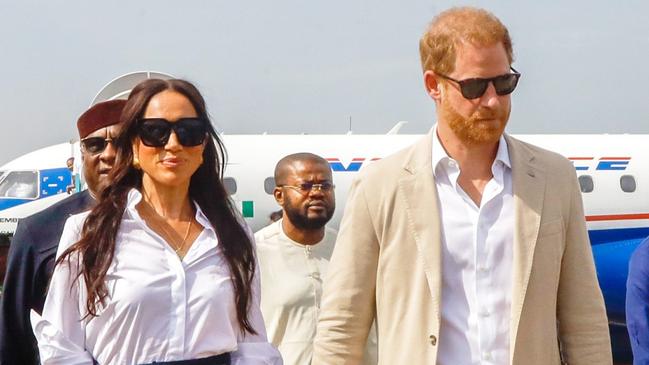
0, 171, 38, 199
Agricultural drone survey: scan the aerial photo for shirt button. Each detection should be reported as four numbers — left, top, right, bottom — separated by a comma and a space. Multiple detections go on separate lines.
478, 265, 488, 272
429, 335, 437, 346
482, 351, 492, 360
480, 310, 490, 317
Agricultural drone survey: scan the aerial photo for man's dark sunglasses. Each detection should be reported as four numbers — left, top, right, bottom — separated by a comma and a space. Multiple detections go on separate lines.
137, 118, 208, 147
437, 67, 521, 99
80, 137, 115, 155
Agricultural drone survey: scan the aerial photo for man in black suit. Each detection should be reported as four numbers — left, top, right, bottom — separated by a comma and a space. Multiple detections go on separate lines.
0, 99, 126, 365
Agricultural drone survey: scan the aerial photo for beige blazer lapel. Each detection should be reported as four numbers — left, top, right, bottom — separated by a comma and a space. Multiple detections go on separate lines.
399, 131, 443, 323
506, 135, 547, 361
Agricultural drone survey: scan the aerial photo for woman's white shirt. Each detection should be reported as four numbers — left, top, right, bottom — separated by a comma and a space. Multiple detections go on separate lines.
33, 189, 282, 365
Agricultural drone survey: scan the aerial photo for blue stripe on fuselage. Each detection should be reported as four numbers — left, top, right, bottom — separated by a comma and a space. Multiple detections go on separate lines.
589, 226, 649, 325
589, 226, 649, 245
0, 198, 31, 211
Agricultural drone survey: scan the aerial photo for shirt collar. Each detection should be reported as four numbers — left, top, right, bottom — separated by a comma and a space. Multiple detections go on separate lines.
125, 188, 214, 234
432, 125, 451, 178
494, 134, 511, 169
432, 124, 511, 176
276, 218, 327, 248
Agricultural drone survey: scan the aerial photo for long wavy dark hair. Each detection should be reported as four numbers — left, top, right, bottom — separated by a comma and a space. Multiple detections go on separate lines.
57, 79, 257, 334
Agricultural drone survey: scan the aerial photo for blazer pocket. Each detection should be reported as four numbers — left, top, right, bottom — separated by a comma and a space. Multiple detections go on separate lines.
537, 218, 564, 239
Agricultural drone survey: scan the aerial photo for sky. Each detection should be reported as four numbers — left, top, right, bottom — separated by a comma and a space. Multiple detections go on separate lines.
1, 0, 648, 166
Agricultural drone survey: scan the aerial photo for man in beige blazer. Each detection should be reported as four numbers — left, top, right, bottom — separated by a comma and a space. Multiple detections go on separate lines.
312, 7, 612, 365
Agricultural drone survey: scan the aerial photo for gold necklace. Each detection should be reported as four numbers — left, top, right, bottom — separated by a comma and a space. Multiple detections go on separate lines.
137, 200, 193, 257
175, 218, 193, 258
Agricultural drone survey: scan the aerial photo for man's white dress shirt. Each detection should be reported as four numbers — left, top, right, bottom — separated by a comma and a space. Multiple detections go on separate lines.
255, 219, 377, 365
432, 129, 514, 365
32, 189, 282, 365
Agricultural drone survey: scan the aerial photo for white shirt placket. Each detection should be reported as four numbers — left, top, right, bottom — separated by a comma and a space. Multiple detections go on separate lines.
304, 245, 321, 314
170, 253, 188, 357
134, 215, 189, 358
476, 177, 503, 364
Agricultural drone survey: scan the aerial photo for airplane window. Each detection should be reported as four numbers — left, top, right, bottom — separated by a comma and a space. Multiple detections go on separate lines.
620, 175, 636, 193
223, 177, 237, 195
578, 175, 594, 193
264, 177, 275, 195
0, 171, 38, 199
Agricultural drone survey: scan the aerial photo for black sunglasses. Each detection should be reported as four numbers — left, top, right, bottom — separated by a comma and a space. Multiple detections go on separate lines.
80, 137, 114, 154
137, 118, 208, 147
437, 67, 521, 99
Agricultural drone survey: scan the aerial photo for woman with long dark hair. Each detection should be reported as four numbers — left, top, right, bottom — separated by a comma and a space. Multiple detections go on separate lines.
32, 79, 282, 365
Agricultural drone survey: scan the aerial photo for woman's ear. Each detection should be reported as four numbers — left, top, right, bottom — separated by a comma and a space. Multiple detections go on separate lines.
132, 139, 141, 169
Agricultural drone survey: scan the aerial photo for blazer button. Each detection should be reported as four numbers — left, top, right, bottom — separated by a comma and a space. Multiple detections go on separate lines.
429, 335, 437, 346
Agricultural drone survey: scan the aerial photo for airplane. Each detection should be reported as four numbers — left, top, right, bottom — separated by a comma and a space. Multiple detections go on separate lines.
0, 132, 646, 362
0, 143, 76, 214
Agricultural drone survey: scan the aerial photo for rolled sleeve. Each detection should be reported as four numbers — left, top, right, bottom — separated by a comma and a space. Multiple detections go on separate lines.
234, 252, 283, 365
30, 310, 93, 365
34, 216, 91, 364
231, 343, 283, 365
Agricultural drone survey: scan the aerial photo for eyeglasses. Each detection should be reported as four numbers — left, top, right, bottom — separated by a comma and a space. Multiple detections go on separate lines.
278, 182, 335, 194
437, 67, 521, 99
137, 118, 207, 147
80, 137, 115, 154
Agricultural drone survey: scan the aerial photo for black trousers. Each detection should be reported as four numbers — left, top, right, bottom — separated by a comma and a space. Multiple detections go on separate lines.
139, 353, 231, 365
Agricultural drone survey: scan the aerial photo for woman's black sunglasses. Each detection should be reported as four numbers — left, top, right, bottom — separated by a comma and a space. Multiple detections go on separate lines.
437, 67, 521, 99
137, 118, 208, 147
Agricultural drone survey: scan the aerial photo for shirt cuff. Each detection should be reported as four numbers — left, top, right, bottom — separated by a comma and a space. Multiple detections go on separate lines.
30, 310, 94, 365
231, 342, 283, 365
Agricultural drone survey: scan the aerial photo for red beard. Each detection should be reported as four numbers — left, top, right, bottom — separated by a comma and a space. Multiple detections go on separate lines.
440, 97, 510, 145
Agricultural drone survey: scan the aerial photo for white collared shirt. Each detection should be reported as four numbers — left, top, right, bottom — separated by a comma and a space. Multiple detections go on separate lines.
432, 128, 514, 365
33, 189, 282, 365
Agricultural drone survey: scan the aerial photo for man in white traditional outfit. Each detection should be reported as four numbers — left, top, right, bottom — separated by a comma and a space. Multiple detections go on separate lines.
255, 153, 377, 365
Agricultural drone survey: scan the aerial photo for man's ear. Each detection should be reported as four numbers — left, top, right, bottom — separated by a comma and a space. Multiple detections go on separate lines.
424, 70, 443, 101
273, 187, 284, 206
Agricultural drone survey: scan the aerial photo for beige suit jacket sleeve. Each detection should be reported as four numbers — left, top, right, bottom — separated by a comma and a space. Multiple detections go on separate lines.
313, 176, 378, 365
556, 171, 612, 364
